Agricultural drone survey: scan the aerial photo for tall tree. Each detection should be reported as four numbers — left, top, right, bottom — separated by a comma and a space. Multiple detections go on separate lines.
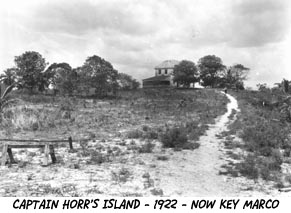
173, 60, 199, 87
198, 55, 226, 88
14, 51, 48, 93
118, 73, 140, 90
281, 79, 289, 93
79, 55, 118, 97
222, 64, 249, 89
46, 63, 77, 95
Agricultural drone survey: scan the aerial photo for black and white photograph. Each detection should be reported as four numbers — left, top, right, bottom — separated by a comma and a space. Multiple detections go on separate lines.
0, 0, 291, 198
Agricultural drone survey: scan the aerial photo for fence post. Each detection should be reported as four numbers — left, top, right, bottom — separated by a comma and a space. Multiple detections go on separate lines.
68, 136, 73, 150
1, 144, 8, 166
43, 144, 49, 166
49, 145, 57, 164
7, 147, 16, 164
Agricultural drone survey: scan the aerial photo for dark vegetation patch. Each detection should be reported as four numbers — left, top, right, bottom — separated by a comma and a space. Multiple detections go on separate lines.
226, 89, 291, 184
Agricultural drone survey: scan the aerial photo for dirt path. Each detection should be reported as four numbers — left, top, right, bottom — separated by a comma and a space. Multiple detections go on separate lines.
1, 91, 287, 196
150, 92, 247, 196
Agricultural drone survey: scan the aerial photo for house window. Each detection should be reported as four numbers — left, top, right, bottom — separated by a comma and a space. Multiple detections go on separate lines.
165, 69, 168, 74
158, 69, 161, 74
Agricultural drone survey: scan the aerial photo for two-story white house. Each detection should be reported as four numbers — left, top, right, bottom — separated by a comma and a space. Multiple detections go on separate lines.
142, 60, 180, 88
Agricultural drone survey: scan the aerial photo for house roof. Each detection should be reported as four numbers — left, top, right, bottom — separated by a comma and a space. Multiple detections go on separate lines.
154, 60, 180, 69
143, 75, 171, 82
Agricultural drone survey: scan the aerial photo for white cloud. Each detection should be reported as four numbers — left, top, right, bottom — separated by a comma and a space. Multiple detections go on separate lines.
1, 0, 290, 87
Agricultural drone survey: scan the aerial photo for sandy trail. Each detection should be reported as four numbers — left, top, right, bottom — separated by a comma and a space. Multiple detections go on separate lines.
152, 92, 243, 196
1, 91, 288, 196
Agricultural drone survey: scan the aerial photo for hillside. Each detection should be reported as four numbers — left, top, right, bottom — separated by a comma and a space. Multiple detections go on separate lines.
0, 89, 290, 196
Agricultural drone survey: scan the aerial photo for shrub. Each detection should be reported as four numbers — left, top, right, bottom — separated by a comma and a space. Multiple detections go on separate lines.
156, 155, 169, 161
150, 188, 164, 196
182, 142, 200, 150
241, 120, 288, 156
138, 141, 155, 153
142, 129, 159, 140
126, 129, 143, 139
142, 125, 150, 132
160, 127, 188, 148
59, 98, 75, 111
111, 167, 132, 183
89, 150, 109, 164
237, 154, 259, 180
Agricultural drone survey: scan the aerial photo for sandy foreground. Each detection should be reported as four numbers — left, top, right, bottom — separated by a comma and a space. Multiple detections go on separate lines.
0, 93, 290, 197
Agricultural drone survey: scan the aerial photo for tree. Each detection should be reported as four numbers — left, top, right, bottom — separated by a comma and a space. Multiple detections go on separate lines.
78, 55, 118, 97
0, 68, 18, 86
257, 83, 268, 91
132, 79, 140, 90
173, 60, 199, 87
222, 64, 249, 90
118, 73, 140, 90
198, 55, 226, 88
281, 79, 289, 93
14, 51, 48, 93
46, 63, 77, 95
0, 83, 19, 118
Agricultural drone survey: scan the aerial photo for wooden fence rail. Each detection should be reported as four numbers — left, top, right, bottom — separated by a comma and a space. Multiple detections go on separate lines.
1, 136, 74, 166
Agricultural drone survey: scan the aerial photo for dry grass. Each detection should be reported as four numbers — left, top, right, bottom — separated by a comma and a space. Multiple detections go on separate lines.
226, 90, 291, 183
1, 89, 228, 141
0, 88, 229, 196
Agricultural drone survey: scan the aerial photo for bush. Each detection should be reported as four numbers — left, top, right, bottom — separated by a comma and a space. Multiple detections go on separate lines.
59, 98, 75, 111
111, 167, 132, 183
126, 129, 143, 139
142, 129, 159, 140
240, 117, 290, 157
89, 150, 109, 164
160, 127, 188, 148
257, 150, 283, 181
237, 154, 259, 180
230, 89, 291, 182
138, 141, 155, 153
156, 155, 169, 161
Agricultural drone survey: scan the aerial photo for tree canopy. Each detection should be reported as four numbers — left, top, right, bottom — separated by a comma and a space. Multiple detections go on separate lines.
173, 60, 199, 87
118, 73, 140, 90
221, 64, 249, 89
14, 51, 48, 92
47, 63, 78, 95
78, 55, 119, 96
0, 68, 18, 86
198, 55, 226, 88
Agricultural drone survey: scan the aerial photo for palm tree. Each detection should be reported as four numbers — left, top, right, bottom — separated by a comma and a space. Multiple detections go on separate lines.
0, 83, 17, 113
0, 68, 17, 86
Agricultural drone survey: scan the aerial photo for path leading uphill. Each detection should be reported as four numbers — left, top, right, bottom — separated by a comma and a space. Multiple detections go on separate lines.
151, 91, 265, 196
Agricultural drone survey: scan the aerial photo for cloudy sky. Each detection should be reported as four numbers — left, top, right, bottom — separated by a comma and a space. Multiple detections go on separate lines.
0, 0, 291, 88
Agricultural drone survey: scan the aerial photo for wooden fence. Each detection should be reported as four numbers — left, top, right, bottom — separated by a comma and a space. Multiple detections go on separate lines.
1, 137, 74, 166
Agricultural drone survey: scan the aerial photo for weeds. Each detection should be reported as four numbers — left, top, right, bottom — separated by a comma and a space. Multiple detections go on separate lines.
138, 141, 155, 153
126, 129, 143, 139
111, 167, 132, 183
156, 155, 169, 161
161, 127, 188, 148
150, 188, 164, 196
142, 173, 154, 189
229, 89, 291, 182
89, 150, 109, 164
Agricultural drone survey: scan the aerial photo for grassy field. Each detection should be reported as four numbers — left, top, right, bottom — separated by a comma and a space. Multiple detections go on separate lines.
0, 88, 229, 196
1, 89, 228, 142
